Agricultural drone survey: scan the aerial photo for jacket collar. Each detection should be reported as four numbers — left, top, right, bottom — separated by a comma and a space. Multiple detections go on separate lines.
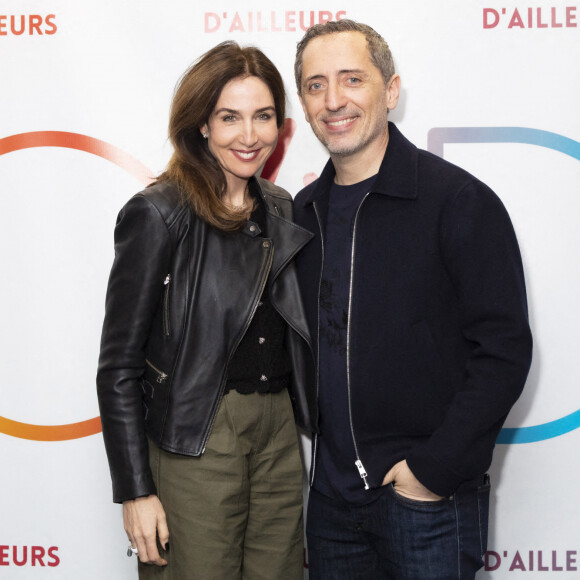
299, 122, 419, 206
244, 176, 314, 281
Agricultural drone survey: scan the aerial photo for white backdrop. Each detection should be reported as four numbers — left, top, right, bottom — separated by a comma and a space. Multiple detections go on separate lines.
1, 0, 579, 577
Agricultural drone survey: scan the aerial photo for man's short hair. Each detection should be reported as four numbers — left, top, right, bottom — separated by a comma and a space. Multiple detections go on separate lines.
295, 19, 395, 95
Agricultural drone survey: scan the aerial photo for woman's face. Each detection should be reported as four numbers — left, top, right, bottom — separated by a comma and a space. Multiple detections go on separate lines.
201, 75, 279, 192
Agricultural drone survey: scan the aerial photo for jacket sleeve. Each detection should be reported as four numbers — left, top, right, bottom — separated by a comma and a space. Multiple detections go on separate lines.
406, 180, 533, 497
96, 193, 172, 503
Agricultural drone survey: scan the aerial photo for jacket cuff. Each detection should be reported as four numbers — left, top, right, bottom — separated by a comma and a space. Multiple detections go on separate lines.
405, 451, 466, 498
112, 472, 157, 504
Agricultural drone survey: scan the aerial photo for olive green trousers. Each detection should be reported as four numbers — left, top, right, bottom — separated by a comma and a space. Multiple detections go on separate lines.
139, 389, 304, 580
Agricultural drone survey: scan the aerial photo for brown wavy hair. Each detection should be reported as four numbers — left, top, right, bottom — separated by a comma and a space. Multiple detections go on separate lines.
156, 41, 286, 231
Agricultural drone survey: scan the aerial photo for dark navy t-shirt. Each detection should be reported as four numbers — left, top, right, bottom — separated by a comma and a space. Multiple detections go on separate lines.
314, 174, 387, 505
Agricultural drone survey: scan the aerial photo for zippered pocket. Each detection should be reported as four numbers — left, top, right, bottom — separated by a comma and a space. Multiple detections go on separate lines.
162, 274, 171, 337
145, 359, 168, 384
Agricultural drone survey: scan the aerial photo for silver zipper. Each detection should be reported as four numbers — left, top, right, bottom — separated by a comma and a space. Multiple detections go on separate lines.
145, 359, 168, 383
163, 274, 171, 337
310, 202, 326, 486
198, 240, 274, 454
347, 192, 372, 489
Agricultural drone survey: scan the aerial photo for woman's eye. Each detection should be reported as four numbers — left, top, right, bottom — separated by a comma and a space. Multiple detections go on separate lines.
222, 115, 236, 122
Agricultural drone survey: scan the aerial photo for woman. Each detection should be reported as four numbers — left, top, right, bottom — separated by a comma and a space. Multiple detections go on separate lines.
97, 41, 317, 579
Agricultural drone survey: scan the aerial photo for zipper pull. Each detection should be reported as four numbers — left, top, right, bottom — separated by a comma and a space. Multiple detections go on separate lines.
164, 274, 171, 285
157, 372, 168, 384
355, 459, 370, 490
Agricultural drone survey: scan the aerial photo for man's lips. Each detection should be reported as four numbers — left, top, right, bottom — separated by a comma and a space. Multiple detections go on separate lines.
324, 116, 357, 129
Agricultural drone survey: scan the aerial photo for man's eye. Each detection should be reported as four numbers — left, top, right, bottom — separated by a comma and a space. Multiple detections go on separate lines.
258, 113, 273, 121
347, 77, 361, 84
309, 82, 323, 91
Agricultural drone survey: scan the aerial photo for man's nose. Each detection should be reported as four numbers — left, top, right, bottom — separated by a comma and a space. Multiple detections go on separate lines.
325, 81, 347, 111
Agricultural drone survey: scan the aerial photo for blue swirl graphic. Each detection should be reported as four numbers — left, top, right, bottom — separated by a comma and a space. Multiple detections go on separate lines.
427, 126, 580, 444
497, 409, 580, 444
427, 126, 580, 162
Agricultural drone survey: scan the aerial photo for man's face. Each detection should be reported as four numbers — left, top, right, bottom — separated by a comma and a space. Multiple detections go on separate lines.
298, 31, 399, 160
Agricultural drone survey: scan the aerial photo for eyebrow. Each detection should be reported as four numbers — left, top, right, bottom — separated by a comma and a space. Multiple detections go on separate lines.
213, 106, 276, 115
303, 69, 368, 85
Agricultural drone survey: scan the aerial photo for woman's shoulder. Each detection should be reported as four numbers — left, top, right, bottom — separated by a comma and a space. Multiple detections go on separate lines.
131, 180, 187, 226
256, 177, 292, 203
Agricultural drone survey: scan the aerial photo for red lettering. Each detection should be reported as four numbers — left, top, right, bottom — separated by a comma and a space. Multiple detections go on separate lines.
538, 550, 549, 571
567, 550, 577, 571
270, 11, 282, 32
205, 12, 220, 33
318, 11, 333, 24
45, 14, 57, 35
0, 15, 7, 35
299, 10, 314, 31
484, 551, 501, 571
11, 15, 25, 35
336, 11, 347, 20
29, 14, 43, 35
537, 7, 548, 28
229, 12, 244, 32
31, 546, 46, 567
257, 12, 267, 32
528, 7, 533, 27
0, 546, 9, 566
285, 11, 296, 32
567, 6, 577, 27
13, 545, 27, 566
47, 546, 60, 567
508, 8, 525, 29
509, 551, 526, 571
483, 8, 499, 29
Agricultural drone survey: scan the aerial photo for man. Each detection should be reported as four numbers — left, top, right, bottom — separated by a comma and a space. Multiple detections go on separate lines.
293, 19, 533, 579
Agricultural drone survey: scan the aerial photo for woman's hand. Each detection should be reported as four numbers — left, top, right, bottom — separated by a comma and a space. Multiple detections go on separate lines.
382, 459, 444, 501
123, 495, 169, 566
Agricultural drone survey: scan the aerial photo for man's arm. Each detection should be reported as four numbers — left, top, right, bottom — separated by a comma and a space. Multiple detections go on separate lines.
405, 180, 533, 497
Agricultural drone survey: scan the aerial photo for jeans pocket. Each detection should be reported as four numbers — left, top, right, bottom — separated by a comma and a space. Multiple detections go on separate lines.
388, 483, 451, 509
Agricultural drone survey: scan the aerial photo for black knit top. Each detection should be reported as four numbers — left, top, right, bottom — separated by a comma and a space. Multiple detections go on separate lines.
225, 193, 291, 395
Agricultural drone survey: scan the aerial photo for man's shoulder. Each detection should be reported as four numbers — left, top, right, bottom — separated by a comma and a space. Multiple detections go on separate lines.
294, 178, 321, 209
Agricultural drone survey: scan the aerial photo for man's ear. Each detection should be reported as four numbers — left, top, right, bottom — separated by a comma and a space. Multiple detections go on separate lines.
386, 74, 401, 112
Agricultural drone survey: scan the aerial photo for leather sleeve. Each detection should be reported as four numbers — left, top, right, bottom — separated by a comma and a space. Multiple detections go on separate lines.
96, 193, 172, 503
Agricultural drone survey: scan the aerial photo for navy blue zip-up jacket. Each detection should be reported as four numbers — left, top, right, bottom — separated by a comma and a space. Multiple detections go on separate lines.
294, 123, 532, 497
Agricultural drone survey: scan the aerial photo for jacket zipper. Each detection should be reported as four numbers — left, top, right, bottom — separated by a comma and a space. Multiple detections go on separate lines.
310, 203, 326, 486
198, 240, 274, 454
163, 274, 171, 337
347, 193, 372, 489
145, 359, 168, 383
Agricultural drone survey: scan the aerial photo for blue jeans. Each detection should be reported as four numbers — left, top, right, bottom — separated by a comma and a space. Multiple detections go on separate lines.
306, 475, 490, 579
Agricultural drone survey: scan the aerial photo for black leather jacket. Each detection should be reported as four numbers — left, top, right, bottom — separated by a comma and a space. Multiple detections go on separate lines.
97, 177, 317, 503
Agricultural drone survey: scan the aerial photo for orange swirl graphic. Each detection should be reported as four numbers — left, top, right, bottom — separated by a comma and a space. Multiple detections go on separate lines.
0, 416, 102, 441
0, 131, 154, 185
0, 131, 153, 441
